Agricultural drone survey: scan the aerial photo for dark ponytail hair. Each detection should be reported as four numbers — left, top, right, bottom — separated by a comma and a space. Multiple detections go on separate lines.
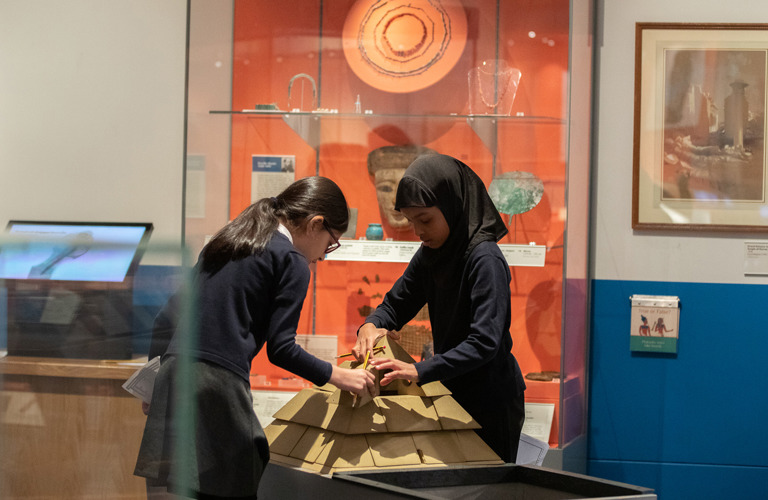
200, 176, 348, 271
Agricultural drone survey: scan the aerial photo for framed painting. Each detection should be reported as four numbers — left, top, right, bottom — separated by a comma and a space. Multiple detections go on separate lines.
633, 23, 768, 231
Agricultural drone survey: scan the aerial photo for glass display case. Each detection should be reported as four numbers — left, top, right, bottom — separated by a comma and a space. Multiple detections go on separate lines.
185, 0, 592, 470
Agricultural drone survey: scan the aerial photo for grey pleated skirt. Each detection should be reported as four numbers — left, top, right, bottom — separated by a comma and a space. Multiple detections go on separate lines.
134, 356, 269, 498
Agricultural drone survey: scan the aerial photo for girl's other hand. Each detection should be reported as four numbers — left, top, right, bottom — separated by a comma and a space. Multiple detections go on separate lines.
369, 358, 418, 386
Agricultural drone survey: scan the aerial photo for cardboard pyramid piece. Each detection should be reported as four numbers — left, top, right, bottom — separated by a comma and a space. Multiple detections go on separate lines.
263, 335, 503, 473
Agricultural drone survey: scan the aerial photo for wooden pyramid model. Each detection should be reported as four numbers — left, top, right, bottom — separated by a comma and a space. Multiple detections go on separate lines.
264, 335, 503, 474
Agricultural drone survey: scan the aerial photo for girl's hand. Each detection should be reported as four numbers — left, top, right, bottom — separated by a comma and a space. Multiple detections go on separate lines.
328, 365, 376, 397
369, 358, 419, 386
353, 323, 400, 362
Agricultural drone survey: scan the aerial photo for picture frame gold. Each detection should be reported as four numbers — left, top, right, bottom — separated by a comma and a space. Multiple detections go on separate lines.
632, 23, 768, 232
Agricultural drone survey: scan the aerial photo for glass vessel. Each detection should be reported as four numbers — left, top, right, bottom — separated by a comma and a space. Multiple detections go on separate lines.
365, 223, 384, 241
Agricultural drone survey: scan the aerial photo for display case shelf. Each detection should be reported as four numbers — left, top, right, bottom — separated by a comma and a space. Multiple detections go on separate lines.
320, 238, 547, 266
210, 110, 565, 155
210, 110, 565, 122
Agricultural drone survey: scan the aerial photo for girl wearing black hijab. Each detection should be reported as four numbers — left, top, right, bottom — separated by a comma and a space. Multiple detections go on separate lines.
353, 153, 526, 462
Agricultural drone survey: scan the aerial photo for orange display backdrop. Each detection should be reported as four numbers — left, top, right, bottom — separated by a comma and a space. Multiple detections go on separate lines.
229, 0, 571, 446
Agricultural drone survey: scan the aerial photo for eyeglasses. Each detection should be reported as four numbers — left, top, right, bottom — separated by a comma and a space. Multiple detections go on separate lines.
322, 219, 341, 254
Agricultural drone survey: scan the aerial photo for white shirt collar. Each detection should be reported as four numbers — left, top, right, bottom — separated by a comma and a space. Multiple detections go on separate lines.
277, 223, 293, 244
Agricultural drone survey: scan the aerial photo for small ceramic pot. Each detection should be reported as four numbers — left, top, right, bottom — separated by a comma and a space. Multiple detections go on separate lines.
365, 223, 384, 240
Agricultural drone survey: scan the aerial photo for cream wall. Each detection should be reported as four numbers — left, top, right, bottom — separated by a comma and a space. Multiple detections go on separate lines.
0, 0, 188, 260
592, 0, 768, 284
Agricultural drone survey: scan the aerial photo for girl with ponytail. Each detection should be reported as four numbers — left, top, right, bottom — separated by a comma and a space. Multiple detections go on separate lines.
136, 176, 374, 499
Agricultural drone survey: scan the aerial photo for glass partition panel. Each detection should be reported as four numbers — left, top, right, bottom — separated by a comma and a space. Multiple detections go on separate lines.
0, 236, 193, 498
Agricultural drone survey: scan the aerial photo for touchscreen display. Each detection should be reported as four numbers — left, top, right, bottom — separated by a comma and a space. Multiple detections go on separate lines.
0, 221, 152, 282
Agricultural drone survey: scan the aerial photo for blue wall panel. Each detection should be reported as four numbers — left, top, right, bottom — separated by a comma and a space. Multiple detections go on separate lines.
589, 460, 768, 500
588, 279, 768, 498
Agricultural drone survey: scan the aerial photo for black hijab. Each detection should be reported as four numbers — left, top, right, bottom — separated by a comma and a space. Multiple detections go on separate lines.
394, 154, 508, 270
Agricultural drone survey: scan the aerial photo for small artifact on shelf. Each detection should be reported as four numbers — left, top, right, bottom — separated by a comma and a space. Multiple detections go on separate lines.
311, 108, 339, 113
524, 371, 561, 382
467, 59, 522, 116
488, 171, 544, 218
253, 103, 279, 110
287, 73, 317, 111
365, 223, 384, 240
